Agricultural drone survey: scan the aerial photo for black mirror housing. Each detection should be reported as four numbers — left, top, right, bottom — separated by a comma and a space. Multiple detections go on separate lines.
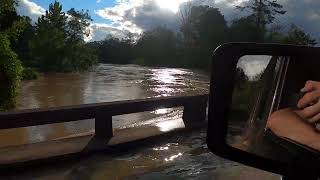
206, 43, 320, 178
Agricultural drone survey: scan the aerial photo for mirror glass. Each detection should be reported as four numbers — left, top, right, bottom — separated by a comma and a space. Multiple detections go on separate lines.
226, 55, 320, 162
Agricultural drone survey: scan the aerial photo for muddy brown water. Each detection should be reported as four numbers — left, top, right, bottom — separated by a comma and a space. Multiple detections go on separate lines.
0, 64, 279, 179
1, 64, 209, 147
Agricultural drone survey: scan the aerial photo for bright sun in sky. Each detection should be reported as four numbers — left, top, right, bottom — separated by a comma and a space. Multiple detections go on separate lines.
155, 0, 190, 13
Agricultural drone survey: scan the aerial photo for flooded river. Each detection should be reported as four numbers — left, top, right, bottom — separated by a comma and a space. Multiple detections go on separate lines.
0, 64, 209, 147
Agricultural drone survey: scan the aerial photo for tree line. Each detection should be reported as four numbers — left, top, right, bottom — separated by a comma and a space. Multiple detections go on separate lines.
0, 0, 317, 110
89, 2, 316, 69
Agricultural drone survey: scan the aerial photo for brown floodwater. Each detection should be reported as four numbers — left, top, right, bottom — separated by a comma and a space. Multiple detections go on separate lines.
0, 64, 209, 147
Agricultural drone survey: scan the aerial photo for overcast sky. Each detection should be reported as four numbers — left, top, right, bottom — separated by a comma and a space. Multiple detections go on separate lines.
16, 0, 320, 42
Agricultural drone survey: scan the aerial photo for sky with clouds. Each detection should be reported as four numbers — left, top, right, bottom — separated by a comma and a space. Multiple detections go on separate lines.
16, 0, 320, 42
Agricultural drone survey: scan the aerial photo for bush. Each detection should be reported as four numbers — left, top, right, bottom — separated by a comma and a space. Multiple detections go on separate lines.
21, 67, 39, 80
0, 33, 23, 111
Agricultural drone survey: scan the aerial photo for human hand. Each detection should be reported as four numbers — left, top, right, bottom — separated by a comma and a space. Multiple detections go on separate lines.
297, 80, 320, 123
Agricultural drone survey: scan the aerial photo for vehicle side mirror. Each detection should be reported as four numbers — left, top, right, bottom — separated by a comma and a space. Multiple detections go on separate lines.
207, 43, 320, 179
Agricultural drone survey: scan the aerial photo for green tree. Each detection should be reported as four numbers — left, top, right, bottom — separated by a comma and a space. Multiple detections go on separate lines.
30, 1, 67, 71
264, 24, 286, 43
0, 34, 23, 110
180, 6, 228, 49
180, 6, 228, 68
97, 36, 133, 64
64, 8, 97, 71
30, 1, 97, 72
11, 16, 35, 66
236, 0, 286, 41
66, 8, 91, 42
0, 0, 23, 110
135, 26, 177, 67
229, 15, 259, 42
283, 24, 317, 46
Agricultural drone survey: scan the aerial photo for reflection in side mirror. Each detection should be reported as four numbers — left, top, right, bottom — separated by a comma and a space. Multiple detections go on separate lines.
227, 55, 294, 161
207, 43, 320, 178
228, 54, 320, 161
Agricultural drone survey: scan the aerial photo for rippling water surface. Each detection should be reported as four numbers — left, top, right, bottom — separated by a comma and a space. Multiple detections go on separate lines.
0, 64, 209, 147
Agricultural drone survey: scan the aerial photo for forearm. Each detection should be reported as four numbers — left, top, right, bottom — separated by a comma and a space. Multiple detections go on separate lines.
267, 108, 320, 151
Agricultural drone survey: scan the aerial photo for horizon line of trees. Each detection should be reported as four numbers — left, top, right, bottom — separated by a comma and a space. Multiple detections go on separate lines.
89, 2, 317, 69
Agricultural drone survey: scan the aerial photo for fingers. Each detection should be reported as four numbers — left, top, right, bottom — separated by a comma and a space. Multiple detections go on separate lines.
300, 80, 318, 93
297, 90, 320, 109
298, 102, 320, 120
308, 113, 320, 123
294, 109, 304, 118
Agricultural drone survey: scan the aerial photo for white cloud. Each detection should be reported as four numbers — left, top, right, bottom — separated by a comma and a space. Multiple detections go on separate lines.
96, 0, 320, 42
95, 0, 180, 34
85, 23, 138, 42
238, 55, 271, 79
16, 0, 45, 22
93, 0, 240, 40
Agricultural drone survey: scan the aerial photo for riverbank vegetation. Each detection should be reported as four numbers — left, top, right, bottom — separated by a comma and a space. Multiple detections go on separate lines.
0, 0, 97, 110
0, 0, 318, 110
0, 0, 23, 110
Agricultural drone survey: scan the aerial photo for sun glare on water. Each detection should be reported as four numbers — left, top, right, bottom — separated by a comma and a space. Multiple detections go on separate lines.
155, 0, 191, 13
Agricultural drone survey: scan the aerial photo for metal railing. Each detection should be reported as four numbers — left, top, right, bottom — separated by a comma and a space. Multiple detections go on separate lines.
0, 94, 208, 139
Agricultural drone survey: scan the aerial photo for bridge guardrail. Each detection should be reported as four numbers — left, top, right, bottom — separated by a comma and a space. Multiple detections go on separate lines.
0, 94, 208, 139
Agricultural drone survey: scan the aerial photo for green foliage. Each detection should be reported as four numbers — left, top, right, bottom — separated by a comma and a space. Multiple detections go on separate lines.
95, 36, 134, 64
11, 16, 34, 66
21, 67, 39, 80
30, 1, 67, 71
66, 8, 92, 42
264, 24, 286, 43
30, 1, 97, 72
135, 26, 177, 67
0, 0, 17, 32
229, 15, 259, 42
283, 24, 317, 46
0, 33, 22, 110
180, 6, 228, 68
0, 0, 30, 42
0, 0, 26, 110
